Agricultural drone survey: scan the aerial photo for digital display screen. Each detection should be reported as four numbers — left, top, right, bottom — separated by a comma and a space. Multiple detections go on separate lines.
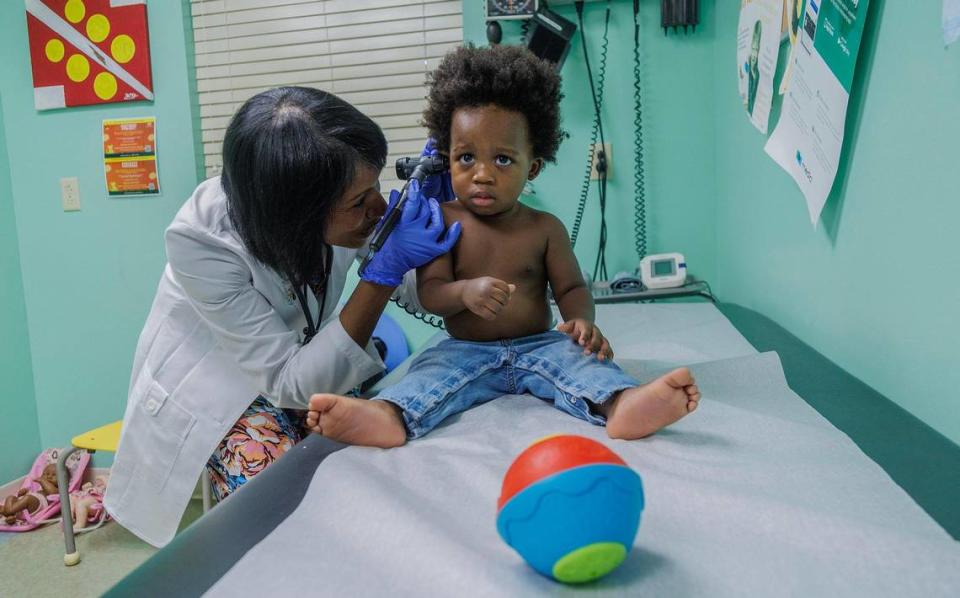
652, 259, 675, 277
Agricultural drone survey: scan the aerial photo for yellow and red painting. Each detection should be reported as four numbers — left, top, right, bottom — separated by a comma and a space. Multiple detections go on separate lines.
25, 0, 153, 110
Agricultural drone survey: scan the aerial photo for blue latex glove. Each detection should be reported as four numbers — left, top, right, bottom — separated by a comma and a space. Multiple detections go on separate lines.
420, 138, 455, 203
361, 178, 462, 287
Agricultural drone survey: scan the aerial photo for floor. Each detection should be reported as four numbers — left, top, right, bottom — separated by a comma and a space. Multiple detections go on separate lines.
0, 499, 203, 597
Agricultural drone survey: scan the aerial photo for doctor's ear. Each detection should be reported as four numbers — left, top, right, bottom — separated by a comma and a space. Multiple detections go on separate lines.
527, 159, 544, 181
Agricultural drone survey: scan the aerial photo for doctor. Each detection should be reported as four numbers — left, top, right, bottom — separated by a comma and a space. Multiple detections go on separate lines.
104, 87, 460, 547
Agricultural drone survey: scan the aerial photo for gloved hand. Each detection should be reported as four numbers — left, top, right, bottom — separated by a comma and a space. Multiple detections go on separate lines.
361, 178, 462, 287
420, 138, 455, 203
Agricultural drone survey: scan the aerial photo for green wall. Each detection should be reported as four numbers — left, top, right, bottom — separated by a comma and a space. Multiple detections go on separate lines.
0, 2, 201, 468
712, 0, 960, 444
461, 0, 719, 290
0, 94, 41, 484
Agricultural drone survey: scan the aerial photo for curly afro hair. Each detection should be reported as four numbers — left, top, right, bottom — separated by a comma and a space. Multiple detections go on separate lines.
422, 44, 564, 163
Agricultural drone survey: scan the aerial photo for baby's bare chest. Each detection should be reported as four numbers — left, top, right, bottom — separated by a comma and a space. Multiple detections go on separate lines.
452, 221, 548, 284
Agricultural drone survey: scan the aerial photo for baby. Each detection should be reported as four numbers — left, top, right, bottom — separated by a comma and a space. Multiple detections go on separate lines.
307, 45, 699, 447
2, 463, 58, 524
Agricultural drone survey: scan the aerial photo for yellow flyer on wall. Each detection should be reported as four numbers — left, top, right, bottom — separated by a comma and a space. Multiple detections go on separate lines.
103, 117, 160, 195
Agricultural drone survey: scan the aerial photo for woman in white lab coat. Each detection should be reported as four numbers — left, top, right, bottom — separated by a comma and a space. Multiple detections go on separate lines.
104, 87, 460, 547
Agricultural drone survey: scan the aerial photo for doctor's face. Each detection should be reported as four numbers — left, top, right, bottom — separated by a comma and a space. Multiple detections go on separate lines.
325, 163, 385, 248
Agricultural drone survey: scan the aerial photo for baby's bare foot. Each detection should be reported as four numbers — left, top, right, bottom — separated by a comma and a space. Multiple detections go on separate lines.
306, 394, 407, 448
604, 368, 700, 440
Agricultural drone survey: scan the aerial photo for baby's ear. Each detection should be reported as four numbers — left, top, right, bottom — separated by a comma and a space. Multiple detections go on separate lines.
527, 158, 544, 180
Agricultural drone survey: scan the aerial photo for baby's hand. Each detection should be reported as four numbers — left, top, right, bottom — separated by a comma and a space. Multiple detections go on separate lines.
557, 318, 614, 361
462, 277, 515, 320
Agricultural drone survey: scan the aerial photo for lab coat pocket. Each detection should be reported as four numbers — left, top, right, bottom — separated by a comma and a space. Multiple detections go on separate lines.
136, 379, 197, 492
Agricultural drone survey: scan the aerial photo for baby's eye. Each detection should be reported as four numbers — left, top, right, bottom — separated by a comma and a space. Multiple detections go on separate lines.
458, 153, 475, 165
495, 155, 513, 166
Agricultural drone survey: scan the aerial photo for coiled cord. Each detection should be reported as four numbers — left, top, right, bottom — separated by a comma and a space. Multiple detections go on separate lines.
570, 2, 611, 257
632, 3, 648, 261
391, 296, 446, 330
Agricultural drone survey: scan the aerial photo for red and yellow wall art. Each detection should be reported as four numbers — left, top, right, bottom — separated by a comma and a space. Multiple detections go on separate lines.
25, 0, 154, 110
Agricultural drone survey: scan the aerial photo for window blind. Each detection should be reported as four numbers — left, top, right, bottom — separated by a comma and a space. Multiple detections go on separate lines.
190, 0, 463, 190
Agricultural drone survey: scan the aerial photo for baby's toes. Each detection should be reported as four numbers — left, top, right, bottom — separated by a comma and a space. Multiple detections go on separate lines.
687, 398, 699, 413
685, 384, 699, 396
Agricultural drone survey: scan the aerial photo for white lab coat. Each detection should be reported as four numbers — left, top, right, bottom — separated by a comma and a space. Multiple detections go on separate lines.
104, 177, 421, 547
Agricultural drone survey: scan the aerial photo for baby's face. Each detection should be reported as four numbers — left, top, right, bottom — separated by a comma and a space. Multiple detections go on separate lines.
449, 105, 542, 217
41, 464, 57, 483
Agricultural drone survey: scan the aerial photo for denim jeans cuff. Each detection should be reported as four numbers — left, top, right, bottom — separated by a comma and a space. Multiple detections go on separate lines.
371, 397, 422, 439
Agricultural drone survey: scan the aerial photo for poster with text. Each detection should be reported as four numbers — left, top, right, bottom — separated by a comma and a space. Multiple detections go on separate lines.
737, 0, 784, 133
103, 117, 159, 195
764, 0, 871, 226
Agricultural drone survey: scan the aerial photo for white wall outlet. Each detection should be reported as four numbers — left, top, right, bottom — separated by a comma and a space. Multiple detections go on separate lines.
590, 143, 612, 181
61, 177, 81, 212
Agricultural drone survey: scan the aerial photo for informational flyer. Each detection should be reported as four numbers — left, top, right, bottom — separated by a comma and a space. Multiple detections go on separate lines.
103, 117, 159, 195
764, 0, 871, 226
946, 0, 960, 46
737, 0, 784, 133
779, 0, 806, 94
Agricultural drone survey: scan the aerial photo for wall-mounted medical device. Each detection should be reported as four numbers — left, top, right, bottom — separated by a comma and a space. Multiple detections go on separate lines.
486, 0, 538, 20
661, 0, 700, 35
639, 253, 687, 289
524, 7, 577, 69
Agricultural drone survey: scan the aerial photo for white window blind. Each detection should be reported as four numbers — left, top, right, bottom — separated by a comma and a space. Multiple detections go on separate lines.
190, 0, 463, 190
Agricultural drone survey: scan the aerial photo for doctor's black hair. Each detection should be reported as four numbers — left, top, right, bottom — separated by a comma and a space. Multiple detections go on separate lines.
422, 44, 564, 162
221, 86, 387, 286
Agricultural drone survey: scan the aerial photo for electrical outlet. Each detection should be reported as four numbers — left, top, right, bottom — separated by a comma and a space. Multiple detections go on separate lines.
590, 143, 612, 181
61, 177, 81, 211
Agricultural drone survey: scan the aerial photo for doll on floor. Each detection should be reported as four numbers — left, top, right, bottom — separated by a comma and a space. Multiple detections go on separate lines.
1, 464, 58, 525
69, 475, 109, 532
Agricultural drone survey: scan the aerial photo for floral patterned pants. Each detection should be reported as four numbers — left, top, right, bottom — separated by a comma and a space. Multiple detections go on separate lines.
206, 396, 305, 503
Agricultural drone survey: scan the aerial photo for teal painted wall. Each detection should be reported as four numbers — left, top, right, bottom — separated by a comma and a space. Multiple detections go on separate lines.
0, 94, 41, 484
0, 2, 201, 466
712, 1, 960, 444
3, 0, 955, 483
461, 0, 719, 291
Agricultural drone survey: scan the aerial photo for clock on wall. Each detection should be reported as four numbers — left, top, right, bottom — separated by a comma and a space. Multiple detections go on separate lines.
486, 0, 538, 20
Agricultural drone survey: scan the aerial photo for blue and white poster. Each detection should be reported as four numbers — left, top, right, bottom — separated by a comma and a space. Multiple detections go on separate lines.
765, 0, 872, 226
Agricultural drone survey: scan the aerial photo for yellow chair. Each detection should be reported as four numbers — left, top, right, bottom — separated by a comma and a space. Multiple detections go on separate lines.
56, 421, 213, 566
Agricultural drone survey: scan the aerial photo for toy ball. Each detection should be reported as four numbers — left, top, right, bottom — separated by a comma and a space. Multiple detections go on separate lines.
496, 435, 644, 584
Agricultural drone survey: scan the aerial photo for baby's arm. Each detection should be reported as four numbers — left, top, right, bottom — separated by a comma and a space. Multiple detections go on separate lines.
544, 214, 593, 322
418, 252, 515, 321
417, 250, 468, 317
544, 215, 612, 359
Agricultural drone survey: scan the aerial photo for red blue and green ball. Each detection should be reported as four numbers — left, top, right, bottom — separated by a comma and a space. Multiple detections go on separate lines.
496, 435, 645, 584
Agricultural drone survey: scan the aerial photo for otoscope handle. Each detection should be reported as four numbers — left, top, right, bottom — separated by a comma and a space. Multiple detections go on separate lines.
370, 183, 410, 253
358, 154, 448, 277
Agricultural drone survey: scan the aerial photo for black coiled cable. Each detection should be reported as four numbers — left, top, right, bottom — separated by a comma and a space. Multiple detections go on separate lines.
633, 2, 648, 261
591, 6, 611, 281
391, 296, 445, 330
570, 1, 611, 260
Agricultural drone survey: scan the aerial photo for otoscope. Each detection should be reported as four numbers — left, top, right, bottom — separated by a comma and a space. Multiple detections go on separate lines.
358, 153, 450, 277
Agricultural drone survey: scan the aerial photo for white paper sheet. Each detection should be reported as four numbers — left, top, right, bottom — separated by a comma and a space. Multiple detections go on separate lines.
207, 305, 960, 597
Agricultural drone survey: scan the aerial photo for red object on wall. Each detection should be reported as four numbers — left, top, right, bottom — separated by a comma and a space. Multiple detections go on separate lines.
25, 0, 153, 110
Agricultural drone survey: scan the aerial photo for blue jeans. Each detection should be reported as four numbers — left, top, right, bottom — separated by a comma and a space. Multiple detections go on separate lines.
375, 331, 638, 439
